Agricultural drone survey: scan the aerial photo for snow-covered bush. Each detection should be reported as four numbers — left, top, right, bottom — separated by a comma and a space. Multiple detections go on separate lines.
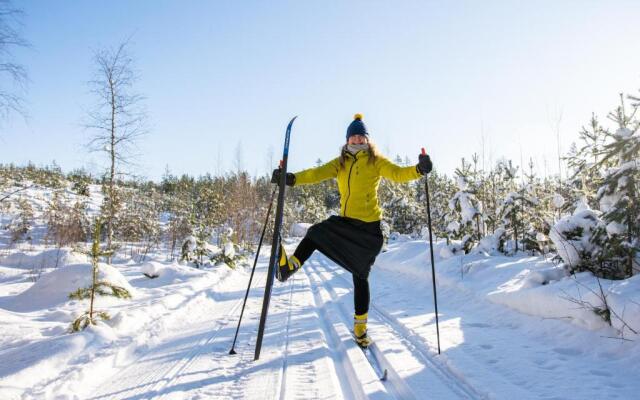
475, 227, 508, 255
141, 261, 162, 278
211, 228, 248, 269
45, 191, 89, 247
211, 241, 245, 269
67, 169, 93, 197
443, 159, 482, 254
116, 188, 162, 261
8, 197, 34, 243
549, 198, 602, 274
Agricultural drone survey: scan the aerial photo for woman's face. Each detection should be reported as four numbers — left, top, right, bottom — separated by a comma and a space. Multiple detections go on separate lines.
347, 135, 368, 145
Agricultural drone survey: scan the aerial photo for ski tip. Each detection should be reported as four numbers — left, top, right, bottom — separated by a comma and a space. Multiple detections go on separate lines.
380, 369, 388, 381
288, 116, 298, 125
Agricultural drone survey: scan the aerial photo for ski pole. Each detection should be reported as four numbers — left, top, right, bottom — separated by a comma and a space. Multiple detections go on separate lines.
422, 147, 441, 355
229, 186, 277, 355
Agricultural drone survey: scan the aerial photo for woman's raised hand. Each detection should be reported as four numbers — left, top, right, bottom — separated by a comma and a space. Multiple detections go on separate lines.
271, 168, 296, 186
417, 150, 433, 175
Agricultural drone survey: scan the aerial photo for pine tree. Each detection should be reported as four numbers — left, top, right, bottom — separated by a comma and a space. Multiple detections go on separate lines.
520, 159, 549, 254
565, 113, 609, 210
380, 178, 422, 236
70, 220, 131, 332
495, 160, 526, 254
444, 158, 482, 253
590, 94, 640, 278
422, 170, 456, 239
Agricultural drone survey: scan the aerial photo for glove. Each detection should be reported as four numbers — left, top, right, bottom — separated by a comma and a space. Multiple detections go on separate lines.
271, 168, 296, 186
417, 153, 433, 175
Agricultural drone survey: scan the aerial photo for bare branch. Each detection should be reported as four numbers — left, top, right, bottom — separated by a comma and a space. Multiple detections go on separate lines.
0, 0, 30, 123
82, 38, 148, 257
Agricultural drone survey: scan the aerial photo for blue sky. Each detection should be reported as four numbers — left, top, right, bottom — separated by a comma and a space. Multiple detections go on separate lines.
2, 0, 640, 180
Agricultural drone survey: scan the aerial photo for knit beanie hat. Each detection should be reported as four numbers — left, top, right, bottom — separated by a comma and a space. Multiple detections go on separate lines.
346, 113, 369, 140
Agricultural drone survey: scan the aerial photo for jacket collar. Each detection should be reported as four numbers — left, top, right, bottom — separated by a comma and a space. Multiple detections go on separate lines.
344, 150, 369, 160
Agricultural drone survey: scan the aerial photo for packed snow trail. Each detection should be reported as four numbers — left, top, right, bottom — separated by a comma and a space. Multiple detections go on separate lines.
26, 240, 638, 399
83, 251, 349, 399
79, 246, 481, 399
305, 257, 481, 399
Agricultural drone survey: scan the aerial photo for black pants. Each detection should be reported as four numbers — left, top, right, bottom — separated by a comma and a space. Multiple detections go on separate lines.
295, 237, 370, 316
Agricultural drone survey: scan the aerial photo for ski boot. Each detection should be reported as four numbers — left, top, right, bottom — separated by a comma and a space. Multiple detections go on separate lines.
276, 244, 301, 282
354, 313, 372, 348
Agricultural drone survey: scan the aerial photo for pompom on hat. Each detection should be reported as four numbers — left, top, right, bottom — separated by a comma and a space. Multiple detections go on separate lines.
346, 113, 369, 140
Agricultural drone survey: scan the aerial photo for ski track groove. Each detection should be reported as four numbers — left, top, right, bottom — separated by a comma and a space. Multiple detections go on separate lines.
23, 269, 242, 400
154, 264, 275, 399
310, 256, 485, 400
305, 263, 390, 400
152, 296, 244, 399
275, 263, 345, 400
277, 276, 295, 400
89, 294, 244, 400
306, 261, 410, 400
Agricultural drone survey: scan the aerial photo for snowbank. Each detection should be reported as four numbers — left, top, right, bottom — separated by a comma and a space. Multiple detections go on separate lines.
376, 239, 640, 337
0, 248, 87, 270
132, 261, 209, 289
0, 263, 134, 312
141, 261, 163, 278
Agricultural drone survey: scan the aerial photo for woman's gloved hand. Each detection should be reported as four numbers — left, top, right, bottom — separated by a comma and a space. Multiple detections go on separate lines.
416, 153, 433, 175
271, 168, 296, 186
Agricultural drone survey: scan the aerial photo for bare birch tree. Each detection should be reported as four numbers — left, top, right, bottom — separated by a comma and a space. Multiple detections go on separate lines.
0, 0, 29, 122
85, 40, 147, 260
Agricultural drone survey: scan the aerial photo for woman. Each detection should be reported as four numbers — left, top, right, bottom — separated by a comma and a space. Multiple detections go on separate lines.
272, 114, 432, 347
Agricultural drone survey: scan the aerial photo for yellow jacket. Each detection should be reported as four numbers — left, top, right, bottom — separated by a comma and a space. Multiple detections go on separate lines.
293, 150, 422, 222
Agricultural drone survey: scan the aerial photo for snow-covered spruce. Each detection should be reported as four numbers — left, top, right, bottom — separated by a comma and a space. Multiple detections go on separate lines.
443, 159, 483, 255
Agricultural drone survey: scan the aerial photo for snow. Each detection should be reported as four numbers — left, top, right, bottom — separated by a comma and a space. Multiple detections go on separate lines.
223, 241, 235, 258
446, 220, 460, 233
0, 262, 135, 312
456, 176, 468, 191
140, 261, 163, 278
0, 239, 638, 399
1, 187, 639, 399
615, 127, 633, 138
607, 221, 627, 236
475, 227, 506, 254
552, 193, 565, 209
600, 191, 622, 213
549, 200, 601, 269
459, 193, 478, 222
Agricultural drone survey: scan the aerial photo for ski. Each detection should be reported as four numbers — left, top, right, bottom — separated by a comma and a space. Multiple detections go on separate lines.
254, 116, 297, 361
356, 338, 388, 381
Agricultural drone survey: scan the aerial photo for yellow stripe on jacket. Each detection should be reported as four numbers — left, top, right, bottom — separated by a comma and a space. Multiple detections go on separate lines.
293, 150, 421, 222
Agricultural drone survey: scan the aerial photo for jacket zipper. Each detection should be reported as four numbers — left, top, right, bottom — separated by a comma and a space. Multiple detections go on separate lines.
342, 157, 358, 217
